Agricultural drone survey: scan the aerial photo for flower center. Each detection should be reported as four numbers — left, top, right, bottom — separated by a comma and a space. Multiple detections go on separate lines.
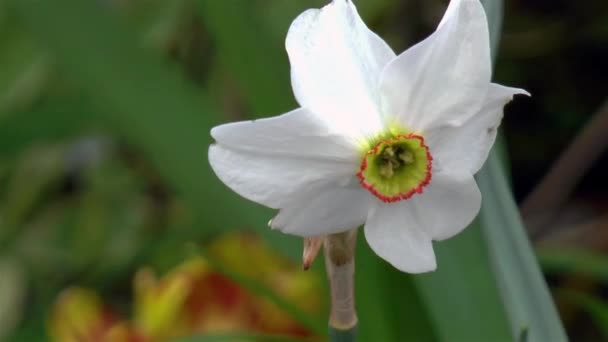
357, 133, 432, 203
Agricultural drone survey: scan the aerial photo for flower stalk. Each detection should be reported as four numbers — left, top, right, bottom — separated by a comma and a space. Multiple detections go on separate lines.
324, 230, 358, 341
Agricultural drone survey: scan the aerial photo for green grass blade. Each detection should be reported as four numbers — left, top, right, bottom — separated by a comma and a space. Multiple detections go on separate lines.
477, 153, 568, 341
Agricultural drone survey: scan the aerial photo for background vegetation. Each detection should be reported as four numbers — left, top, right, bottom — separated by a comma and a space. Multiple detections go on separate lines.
0, 0, 606, 341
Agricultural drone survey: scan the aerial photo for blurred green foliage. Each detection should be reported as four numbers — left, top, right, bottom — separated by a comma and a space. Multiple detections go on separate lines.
1, 0, 606, 340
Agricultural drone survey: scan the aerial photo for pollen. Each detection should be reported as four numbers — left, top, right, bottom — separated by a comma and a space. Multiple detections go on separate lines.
357, 133, 432, 203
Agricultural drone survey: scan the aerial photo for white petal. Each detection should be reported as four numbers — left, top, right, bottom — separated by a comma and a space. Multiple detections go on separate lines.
208, 145, 355, 209
211, 108, 358, 162
411, 172, 481, 241
364, 202, 436, 273
426, 84, 529, 177
380, 0, 491, 131
286, 0, 396, 140
271, 185, 374, 237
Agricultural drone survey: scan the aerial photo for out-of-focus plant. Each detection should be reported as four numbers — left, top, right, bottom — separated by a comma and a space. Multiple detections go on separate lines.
48, 233, 323, 342
2, 0, 607, 340
49, 287, 140, 342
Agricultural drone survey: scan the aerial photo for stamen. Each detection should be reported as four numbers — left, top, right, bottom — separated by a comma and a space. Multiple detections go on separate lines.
379, 162, 394, 178
382, 146, 395, 159
399, 150, 414, 164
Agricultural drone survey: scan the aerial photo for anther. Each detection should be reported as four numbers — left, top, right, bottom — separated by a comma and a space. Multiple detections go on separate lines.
399, 150, 414, 164
379, 162, 394, 178
382, 146, 395, 159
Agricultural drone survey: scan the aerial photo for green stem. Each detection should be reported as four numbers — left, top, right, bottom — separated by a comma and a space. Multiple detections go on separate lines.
329, 325, 358, 342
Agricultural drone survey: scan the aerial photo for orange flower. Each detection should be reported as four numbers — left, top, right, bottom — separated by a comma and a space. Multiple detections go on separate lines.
48, 287, 142, 342
133, 258, 252, 340
49, 233, 325, 341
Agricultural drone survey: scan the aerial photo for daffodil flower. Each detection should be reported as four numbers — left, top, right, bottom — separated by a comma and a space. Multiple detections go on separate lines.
209, 0, 528, 273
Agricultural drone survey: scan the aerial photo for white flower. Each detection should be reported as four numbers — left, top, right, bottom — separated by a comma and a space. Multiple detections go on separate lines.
208, 0, 528, 273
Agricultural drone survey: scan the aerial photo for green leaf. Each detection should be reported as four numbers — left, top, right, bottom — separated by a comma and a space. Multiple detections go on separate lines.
0, 94, 103, 158
480, 0, 504, 57
557, 290, 608, 339
473, 1, 568, 340
355, 235, 436, 342
5, 0, 305, 260
0, 258, 26, 340
477, 153, 567, 341
6, 2, 312, 333
197, 0, 295, 117
0, 4, 48, 115
413, 224, 512, 341
0, 145, 65, 248
539, 247, 608, 283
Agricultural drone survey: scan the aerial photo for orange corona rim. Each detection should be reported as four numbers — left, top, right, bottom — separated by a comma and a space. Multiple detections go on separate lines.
357, 133, 433, 203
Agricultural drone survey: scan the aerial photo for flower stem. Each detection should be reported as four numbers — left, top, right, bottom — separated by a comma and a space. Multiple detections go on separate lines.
324, 229, 358, 342
329, 325, 358, 342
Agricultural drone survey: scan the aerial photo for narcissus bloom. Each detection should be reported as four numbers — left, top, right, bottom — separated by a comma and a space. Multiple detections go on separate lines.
209, 0, 528, 273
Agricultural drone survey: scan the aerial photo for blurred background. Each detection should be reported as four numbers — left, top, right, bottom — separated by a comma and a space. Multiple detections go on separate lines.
0, 0, 607, 341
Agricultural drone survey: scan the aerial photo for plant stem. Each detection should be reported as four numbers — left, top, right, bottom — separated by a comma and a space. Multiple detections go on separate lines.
329, 325, 358, 342
324, 230, 358, 342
